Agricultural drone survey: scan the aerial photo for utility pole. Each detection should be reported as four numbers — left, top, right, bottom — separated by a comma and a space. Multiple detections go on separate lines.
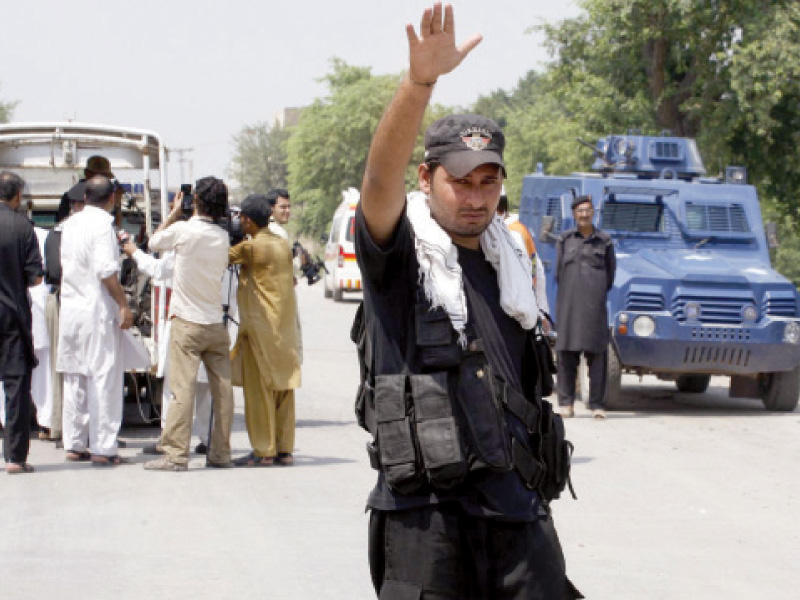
168, 147, 194, 184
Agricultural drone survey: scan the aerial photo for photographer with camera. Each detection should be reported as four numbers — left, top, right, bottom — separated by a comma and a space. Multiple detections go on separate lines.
143, 177, 234, 471
229, 194, 300, 466
119, 193, 234, 456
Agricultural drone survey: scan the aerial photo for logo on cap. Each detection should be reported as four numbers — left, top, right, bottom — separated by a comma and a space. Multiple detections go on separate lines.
460, 127, 492, 151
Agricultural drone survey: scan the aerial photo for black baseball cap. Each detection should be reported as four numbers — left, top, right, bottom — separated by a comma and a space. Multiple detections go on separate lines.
424, 114, 506, 177
571, 194, 593, 210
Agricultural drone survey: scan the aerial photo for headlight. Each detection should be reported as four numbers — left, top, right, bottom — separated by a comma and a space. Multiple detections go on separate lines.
742, 305, 758, 323
685, 302, 701, 321
633, 315, 656, 337
783, 322, 800, 345
619, 313, 629, 324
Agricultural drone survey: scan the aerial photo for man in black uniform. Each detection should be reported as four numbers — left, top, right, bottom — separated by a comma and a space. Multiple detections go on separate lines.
356, 4, 580, 598
555, 195, 616, 419
0, 171, 43, 474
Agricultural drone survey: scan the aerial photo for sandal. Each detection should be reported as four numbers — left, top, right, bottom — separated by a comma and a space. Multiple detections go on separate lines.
91, 455, 130, 467
6, 462, 34, 474
233, 452, 274, 467
66, 450, 92, 462
276, 453, 294, 466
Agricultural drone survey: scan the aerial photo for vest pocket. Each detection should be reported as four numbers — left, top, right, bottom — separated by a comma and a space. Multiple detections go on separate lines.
414, 305, 461, 370
410, 372, 467, 489
375, 374, 422, 494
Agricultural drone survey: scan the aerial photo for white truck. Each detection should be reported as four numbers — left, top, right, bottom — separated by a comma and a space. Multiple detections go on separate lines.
0, 122, 171, 423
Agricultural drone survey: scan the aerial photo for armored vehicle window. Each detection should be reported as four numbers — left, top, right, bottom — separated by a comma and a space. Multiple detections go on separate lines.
545, 197, 562, 233
601, 201, 664, 233
686, 202, 750, 233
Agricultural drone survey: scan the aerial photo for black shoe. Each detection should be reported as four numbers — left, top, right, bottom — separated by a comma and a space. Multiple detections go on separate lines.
142, 443, 164, 455
195, 442, 207, 455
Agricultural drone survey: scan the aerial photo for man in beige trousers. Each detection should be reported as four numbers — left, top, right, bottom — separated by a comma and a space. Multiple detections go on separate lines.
143, 177, 234, 471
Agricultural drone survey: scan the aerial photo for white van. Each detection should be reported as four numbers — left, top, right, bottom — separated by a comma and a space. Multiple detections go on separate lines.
324, 188, 362, 301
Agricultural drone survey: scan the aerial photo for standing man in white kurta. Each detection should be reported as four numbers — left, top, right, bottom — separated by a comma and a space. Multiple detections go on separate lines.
57, 176, 133, 466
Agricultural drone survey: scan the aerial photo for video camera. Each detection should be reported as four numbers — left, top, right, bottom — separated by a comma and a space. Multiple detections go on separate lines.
292, 241, 327, 285
216, 207, 245, 247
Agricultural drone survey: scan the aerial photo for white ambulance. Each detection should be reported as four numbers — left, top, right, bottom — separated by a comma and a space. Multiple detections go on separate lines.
323, 187, 362, 301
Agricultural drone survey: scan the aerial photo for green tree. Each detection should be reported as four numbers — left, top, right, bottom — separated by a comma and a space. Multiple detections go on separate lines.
228, 121, 290, 201
0, 82, 17, 123
286, 58, 452, 237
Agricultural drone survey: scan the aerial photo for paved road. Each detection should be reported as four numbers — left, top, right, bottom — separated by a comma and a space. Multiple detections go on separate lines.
2, 283, 799, 599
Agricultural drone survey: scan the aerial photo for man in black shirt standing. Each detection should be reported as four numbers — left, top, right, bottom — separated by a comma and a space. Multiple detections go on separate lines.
0, 171, 43, 474
356, 4, 580, 598
555, 195, 616, 419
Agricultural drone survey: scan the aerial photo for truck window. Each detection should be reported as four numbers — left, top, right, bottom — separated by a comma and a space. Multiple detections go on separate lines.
601, 201, 664, 233
545, 197, 562, 233
685, 202, 750, 233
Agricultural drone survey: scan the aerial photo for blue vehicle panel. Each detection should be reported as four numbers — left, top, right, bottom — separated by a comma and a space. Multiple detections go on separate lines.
519, 135, 800, 410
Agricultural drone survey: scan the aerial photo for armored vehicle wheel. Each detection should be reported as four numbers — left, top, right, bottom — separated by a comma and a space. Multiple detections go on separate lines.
333, 285, 343, 302
760, 367, 800, 412
604, 343, 622, 409
675, 374, 711, 394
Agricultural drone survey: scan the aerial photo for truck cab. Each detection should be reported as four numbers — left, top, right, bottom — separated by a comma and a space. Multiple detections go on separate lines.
520, 134, 800, 411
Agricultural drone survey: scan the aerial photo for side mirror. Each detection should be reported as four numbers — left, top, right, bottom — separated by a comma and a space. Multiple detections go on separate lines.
765, 222, 779, 249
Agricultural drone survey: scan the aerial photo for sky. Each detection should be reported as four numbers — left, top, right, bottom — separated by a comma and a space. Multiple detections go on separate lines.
1, 0, 580, 187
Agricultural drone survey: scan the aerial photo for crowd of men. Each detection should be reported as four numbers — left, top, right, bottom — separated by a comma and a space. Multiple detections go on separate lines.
0, 158, 302, 473
1, 4, 622, 596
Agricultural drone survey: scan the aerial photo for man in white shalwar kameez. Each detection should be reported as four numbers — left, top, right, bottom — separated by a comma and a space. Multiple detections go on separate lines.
57, 176, 133, 465
30, 226, 53, 436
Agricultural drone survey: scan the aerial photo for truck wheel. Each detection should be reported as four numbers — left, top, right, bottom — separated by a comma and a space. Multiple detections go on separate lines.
605, 343, 622, 409
323, 276, 333, 298
333, 286, 343, 302
760, 367, 800, 412
675, 375, 711, 394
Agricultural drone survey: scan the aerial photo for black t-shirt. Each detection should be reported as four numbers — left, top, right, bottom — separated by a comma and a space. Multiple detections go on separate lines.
355, 206, 540, 521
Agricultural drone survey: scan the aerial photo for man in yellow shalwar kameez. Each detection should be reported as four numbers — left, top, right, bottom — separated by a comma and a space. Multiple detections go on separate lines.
229, 195, 301, 466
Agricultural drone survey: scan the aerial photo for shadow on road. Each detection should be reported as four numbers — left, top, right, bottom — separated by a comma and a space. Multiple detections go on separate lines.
603, 381, 794, 417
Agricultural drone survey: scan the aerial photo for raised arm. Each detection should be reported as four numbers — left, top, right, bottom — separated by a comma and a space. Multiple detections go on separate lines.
360, 2, 481, 245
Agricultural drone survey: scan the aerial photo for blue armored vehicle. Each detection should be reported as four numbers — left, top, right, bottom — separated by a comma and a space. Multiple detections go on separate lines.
519, 134, 800, 411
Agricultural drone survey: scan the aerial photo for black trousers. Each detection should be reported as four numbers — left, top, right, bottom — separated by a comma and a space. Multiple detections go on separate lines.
557, 350, 607, 410
368, 504, 582, 599
2, 371, 32, 464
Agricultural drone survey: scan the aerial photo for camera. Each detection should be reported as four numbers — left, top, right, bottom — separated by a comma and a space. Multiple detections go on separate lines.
292, 241, 327, 285
216, 209, 245, 247
180, 184, 194, 218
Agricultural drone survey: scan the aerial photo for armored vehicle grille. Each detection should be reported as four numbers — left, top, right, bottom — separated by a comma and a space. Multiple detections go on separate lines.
683, 344, 751, 368
672, 295, 753, 324
762, 295, 798, 317
685, 203, 750, 233
652, 141, 681, 160
625, 291, 665, 312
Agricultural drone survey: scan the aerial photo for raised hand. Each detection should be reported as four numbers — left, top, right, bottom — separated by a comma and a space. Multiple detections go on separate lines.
406, 3, 482, 85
